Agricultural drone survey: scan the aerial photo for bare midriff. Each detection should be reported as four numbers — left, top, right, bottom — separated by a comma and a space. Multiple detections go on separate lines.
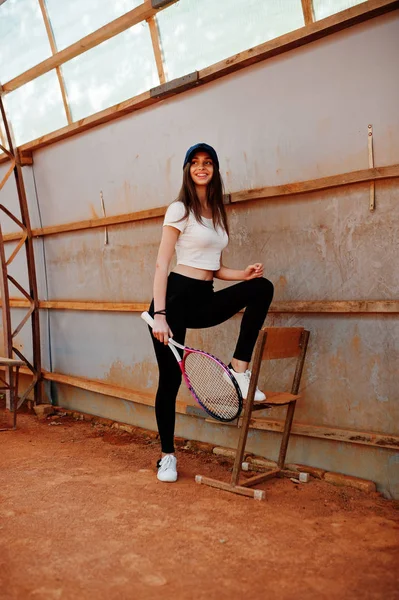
173, 264, 214, 281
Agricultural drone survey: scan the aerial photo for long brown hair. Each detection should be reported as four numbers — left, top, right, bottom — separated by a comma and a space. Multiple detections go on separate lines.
174, 162, 229, 235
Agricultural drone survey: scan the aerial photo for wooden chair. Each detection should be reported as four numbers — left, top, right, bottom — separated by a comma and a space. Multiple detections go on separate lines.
0, 357, 25, 431
195, 327, 310, 500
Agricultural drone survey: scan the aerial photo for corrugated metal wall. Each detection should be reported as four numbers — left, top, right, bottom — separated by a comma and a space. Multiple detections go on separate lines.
1, 11, 398, 497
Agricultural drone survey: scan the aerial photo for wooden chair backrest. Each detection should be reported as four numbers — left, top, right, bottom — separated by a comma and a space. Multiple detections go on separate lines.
261, 327, 305, 360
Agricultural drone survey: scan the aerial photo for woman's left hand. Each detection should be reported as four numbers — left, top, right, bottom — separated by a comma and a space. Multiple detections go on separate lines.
244, 263, 264, 280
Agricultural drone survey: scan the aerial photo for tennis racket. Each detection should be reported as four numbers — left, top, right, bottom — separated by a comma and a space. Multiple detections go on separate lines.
142, 311, 242, 422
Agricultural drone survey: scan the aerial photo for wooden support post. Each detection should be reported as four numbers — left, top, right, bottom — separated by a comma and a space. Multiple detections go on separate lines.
277, 331, 310, 468
38, 0, 73, 125
301, 0, 315, 25
147, 16, 166, 84
230, 331, 267, 487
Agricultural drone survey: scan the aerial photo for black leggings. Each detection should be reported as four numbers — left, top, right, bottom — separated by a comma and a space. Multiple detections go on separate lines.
149, 272, 274, 453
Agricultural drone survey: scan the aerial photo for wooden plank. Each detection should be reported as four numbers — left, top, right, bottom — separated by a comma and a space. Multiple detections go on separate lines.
18, 152, 33, 166
251, 391, 300, 408
0, 160, 15, 191
195, 475, 265, 500
249, 418, 399, 451
1, 162, 398, 240
239, 469, 280, 487
41, 370, 189, 416
0, 148, 34, 166
2, 205, 166, 241
150, 72, 199, 99
0, 0, 394, 159
262, 327, 304, 359
40, 301, 149, 312
5, 298, 149, 311
3, 298, 399, 314
6, 298, 30, 308
2, 0, 178, 94
38, 0, 73, 125
301, 0, 314, 26
147, 16, 166, 84
231, 164, 399, 204
199, 0, 399, 83
208, 415, 399, 451
271, 300, 399, 314
3, 364, 399, 451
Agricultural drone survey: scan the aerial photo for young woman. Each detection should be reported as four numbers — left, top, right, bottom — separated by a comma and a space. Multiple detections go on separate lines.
149, 143, 274, 482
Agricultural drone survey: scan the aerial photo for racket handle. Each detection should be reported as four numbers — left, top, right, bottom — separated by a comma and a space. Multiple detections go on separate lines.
141, 311, 185, 352
141, 311, 154, 328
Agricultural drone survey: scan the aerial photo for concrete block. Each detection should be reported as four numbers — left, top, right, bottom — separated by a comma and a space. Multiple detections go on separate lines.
287, 463, 326, 479
33, 404, 55, 419
324, 472, 376, 493
248, 456, 278, 469
213, 447, 237, 459
183, 440, 214, 453
213, 447, 254, 461
119, 424, 136, 434
93, 417, 113, 427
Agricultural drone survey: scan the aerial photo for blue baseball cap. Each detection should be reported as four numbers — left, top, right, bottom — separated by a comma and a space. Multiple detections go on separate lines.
183, 143, 219, 169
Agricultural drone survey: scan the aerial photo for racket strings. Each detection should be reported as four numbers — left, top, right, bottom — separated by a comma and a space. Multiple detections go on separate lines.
183, 352, 241, 421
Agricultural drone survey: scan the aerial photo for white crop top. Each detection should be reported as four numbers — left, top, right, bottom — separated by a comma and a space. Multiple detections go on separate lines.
163, 201, 229, 271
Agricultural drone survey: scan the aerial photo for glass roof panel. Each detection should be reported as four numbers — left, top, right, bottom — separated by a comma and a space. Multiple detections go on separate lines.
313, 0, 366, 20
62, 21, 158, 121
45, 0, 144, 50
4, 70, 68, 146
0, 0, 52, 83
156, 0, 305, 81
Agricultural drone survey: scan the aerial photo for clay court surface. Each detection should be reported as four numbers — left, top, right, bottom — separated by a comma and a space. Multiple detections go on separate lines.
0, 409, 398, 600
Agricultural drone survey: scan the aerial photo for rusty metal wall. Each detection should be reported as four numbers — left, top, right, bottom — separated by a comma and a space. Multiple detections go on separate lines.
1, 12, 398, 497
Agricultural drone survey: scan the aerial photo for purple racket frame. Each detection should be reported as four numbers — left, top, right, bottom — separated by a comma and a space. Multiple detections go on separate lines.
141, 311, 243, 422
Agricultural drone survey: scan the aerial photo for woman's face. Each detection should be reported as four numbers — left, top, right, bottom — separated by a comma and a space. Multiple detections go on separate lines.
189, 152, 214, 187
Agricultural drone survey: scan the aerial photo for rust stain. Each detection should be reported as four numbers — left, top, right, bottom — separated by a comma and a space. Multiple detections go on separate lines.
376, 438, 399, 448
89, 204, 99, 219
47, 237, 158, 267
276, 275, 287, 291
351, 332, 361, 354
104, 360, 157, 394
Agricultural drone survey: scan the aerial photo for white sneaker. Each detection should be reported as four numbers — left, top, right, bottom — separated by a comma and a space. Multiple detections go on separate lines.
229, 369, 266, 402
157, 455, 178, 482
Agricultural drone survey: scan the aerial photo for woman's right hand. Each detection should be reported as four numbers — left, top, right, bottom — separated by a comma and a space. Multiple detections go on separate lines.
153, 315, 173, 345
